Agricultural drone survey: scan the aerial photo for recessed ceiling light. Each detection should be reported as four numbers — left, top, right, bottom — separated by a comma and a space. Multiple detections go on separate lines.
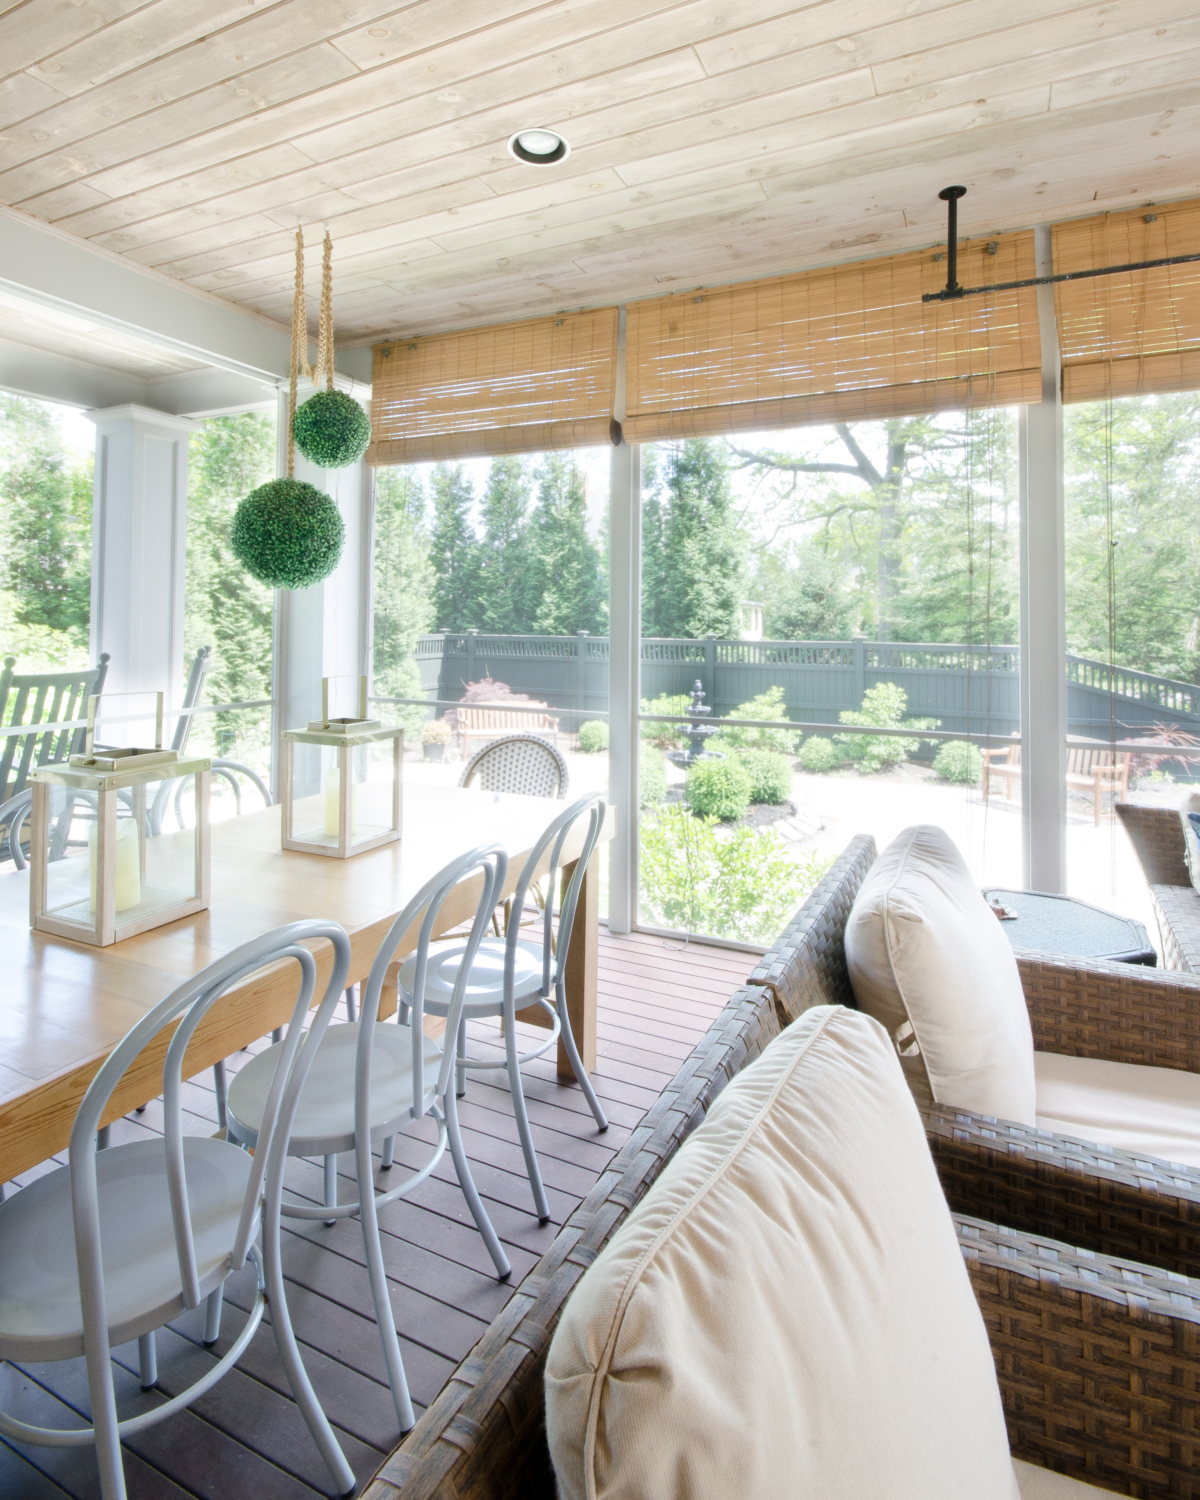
507, 128, 570, 165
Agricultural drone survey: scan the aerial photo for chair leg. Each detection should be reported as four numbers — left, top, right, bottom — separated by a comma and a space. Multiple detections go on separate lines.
556, 982, 609, 1132
444, 1089, 511, 1280
203, 1284, 224, 1345
137, 1331, 157, 1390
323, 1154, 337, 1226
353, 1133, 415, 1433
380, 1134, 395, 1170
344, 985, 357, 1022
272, 1027, 283, 1043
505, 1010, 551, 1224
456, 1021, 467, 1098
212, 1058, 228, 1130
96, 1125, 110, 1151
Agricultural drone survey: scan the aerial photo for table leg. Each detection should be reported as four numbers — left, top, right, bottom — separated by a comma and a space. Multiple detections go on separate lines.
559, 849, 598, 1081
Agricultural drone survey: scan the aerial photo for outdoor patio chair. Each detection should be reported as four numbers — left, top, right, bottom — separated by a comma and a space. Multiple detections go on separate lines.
395, 794, 608, 1224
0, 919, 359, 1500
458, 731, 569, 799
747, 832, 1200, 1286
226, 844, 514, 1434
0, 652, 109, 864
545, 1002, 1198, 1498
1114, 799, 1200, 971
983, 733, 1131, 824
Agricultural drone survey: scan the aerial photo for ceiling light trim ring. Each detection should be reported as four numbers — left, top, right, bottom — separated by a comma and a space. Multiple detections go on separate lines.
507, 128, 570, 165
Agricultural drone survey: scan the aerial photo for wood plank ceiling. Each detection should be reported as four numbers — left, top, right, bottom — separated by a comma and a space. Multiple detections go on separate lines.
0, 0, 1198, 346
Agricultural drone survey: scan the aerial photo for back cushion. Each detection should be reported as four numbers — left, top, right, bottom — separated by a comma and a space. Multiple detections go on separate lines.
1180, 810, 1200, 894
845, 825, 1036, 1125
545, 1006, 1018, 1500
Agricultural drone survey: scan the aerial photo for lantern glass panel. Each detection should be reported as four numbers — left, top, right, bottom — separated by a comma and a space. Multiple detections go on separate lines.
140, 772, 202, 917
353, 739, 399, 845
41, 785, 97, 923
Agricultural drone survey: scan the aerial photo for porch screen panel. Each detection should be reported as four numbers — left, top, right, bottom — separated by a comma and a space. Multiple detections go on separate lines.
623, 233, 1041, 443
1053, 197, 1200, 404
366, 307, 619, 465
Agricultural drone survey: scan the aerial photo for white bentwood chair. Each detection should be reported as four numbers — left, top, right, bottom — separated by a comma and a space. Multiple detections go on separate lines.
226, 844, 514, 1434
397, 795, 608, 1225
0, 920, 358, 1500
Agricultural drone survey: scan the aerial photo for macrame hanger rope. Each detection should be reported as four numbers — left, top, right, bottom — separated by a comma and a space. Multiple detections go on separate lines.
287, 226, 336, 476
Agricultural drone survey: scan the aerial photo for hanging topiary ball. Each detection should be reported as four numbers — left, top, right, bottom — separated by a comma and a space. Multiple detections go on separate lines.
292, 389, 371, 469
231, 478, 345, 590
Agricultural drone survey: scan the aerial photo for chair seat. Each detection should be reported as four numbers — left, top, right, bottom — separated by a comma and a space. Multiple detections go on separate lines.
227, 1021, 442, 1157
0, 1137, 252, 1362
397, 939, 547, 1019
1034, 1051, 1200, 1169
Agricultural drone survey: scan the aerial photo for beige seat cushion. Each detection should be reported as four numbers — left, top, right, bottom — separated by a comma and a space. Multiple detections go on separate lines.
1035, 1051, 1200, 1169
1014, 1458, 1109, 1495
545, 1005, 1019, 1500
846, 824, 1036, 1125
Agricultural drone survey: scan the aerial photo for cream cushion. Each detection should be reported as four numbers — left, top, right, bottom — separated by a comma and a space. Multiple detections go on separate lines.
545, 1005, 1019, 1500
845, 824, 1037, 1125
1014, 1458, 1108, 1496
1035, 1051, 1200, 1169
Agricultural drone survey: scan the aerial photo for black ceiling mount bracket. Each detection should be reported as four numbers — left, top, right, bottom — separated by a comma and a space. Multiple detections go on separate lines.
923, 185, 1200, 303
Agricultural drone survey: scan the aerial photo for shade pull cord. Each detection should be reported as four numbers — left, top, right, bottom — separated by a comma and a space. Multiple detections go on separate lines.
287, 228, 336, 476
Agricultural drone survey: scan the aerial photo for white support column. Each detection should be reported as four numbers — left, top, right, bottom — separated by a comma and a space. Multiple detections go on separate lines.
87, 403, 195, 717
271, 387, 373, 794
1019, 224, 1067, 892
607, 442, 641, 934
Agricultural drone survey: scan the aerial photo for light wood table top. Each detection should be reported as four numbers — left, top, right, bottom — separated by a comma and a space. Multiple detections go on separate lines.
0, 786, 610, 1182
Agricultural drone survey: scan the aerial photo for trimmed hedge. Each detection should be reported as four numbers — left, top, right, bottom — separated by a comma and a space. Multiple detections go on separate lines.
798, 736, 843, 773
685, 757, 752, 821
577, 720, 609, 753
736, 749, 792, 804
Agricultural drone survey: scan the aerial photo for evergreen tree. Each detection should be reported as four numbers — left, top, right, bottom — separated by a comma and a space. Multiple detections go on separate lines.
759, 543, 854, 639
642, 439, 744, 638
428, 463, 479, 631
526, 454, 606, 634
475, 456, 533, 632
373, 467, 435, 735
0, 395, 91, 640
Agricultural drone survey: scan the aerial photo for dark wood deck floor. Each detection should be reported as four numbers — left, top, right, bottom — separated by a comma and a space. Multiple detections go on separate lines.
0, 929, 752, 1500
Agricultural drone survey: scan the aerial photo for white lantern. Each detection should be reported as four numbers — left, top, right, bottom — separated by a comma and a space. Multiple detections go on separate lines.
29, 693, 210, 947
281, 677, 402, 859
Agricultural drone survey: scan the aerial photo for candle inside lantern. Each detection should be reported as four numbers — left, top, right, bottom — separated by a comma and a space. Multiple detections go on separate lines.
323, 764, 357, 838
88, 817, 142, 912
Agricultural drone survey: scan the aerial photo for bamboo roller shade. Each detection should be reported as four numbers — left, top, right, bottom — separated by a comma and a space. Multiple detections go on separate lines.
621, 233, 1041, 442
1053, 197, 1200, 404
366, 307, 619, 465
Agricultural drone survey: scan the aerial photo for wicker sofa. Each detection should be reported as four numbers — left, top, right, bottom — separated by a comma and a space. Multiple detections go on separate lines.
1115, 801, 1200, 971
361, 837, 1200, 1500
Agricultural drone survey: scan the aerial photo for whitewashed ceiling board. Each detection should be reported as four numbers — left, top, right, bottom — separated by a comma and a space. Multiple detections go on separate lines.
0, 0, 1196, 343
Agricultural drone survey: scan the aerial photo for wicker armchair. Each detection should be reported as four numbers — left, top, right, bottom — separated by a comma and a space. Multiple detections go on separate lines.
1115, 801, 1200, 971
749, 835, 1200, 1281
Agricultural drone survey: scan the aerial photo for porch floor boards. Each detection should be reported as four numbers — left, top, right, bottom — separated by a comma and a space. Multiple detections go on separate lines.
0, 929, 751, 1500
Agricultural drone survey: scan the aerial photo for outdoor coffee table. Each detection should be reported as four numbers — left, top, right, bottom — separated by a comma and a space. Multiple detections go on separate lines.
981, 887, 1157, 966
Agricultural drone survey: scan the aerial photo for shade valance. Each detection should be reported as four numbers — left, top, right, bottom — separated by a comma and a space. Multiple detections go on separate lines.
622, 233, 1042, 443
1053, 197, 1200, 404
365, 307, 619, 466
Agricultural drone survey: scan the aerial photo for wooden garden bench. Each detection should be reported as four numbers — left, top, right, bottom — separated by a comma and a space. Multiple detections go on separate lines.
981, 734, 1130, 824
451, 701, 559, 755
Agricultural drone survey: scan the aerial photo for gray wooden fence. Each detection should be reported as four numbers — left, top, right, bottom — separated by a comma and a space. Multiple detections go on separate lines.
414, 632, 1200, 748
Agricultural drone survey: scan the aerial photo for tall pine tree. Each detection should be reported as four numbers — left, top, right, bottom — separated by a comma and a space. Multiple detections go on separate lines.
526, 454, 606, 635
475, 456, 533, 632
641, 439, 744, 638
428, 463, 479, 631
373, 466, 435, 734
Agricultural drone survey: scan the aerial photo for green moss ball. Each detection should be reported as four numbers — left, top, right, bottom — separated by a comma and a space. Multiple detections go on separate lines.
231, 478, 345, 590
292, 390, 371, 469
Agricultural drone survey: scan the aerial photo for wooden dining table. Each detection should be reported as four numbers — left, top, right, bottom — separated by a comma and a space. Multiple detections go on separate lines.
0, 785, 611, 1184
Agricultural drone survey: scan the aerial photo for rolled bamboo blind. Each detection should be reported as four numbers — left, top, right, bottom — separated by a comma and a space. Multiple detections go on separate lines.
622, 233, 1041, 443
1053, 197, 1200, 404
366, 307, 619, 465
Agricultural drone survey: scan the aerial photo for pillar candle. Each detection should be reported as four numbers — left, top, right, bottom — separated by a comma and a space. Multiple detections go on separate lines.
323, 764, 357, 838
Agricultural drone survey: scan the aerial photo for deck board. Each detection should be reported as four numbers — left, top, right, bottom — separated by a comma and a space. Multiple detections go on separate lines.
0, 929, 750, 1498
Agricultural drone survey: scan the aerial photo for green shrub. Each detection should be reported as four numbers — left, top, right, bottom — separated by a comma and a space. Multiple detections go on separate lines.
577, 719, 609, 753
711, 686, 799, 755
933, 740, 983, 784
639, 693, 690, 750
736, 749, 792, 805
637, 804, 833, 944
798, 736, 843, 773
685, 757, 752, 820
835, 682, 940, 775
639, 746, 668, 806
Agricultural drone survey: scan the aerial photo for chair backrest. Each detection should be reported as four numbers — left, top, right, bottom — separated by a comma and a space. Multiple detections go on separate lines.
359, 844, 508, 1116
0, 653, 110, 803
172, 645, 212, 753
68, 920, 352, 1368
459, 733, 568, 799
504, 793, 605, 1000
